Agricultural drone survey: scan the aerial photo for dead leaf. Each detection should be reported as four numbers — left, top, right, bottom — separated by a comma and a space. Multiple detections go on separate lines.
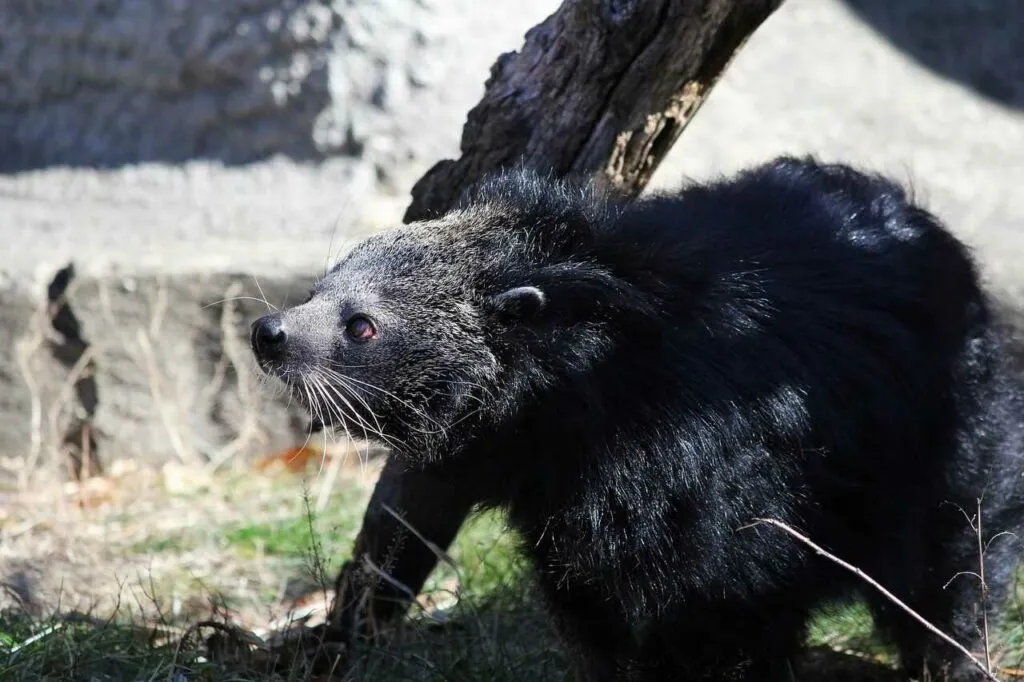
254, 445, 324, 475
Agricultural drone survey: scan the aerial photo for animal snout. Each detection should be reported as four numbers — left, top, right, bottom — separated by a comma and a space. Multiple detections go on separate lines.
251, 313, 288, 362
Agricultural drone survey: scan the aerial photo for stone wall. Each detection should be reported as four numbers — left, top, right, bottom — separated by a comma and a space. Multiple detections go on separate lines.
0, 0, 560, 480
0, 0, 557, 191
0, 0, 1021, 483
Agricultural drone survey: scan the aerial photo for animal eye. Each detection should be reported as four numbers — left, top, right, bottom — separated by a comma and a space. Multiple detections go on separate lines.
345, 315, 377, 342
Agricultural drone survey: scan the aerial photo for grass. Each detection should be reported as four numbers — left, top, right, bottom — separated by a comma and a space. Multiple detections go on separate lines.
0, 482, 562, 681
0, 614, 192, 682
3, 456, 1024, 681
0, 452, 567, 681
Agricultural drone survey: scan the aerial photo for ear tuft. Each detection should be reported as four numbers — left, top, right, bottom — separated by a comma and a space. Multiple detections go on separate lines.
491, 286, 546, 321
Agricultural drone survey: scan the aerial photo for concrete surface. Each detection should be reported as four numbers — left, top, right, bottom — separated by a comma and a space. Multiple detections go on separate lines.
0, 0, 1021, 479
650, 0, 1024, 289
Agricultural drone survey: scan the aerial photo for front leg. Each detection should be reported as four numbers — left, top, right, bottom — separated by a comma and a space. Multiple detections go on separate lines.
330, 456, 477, 642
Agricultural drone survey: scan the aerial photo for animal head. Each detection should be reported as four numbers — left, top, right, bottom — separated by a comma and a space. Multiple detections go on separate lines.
250, 169, 654, 460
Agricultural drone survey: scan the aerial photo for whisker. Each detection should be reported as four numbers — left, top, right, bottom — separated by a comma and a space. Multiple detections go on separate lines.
202, 295, 280, 310
322, 374, 410, 453
309, 370, 387, 443
251, 277, 276, 311
296, 380, 319, 452
307, 375, 344, 480
308, 372, 381, 489
316, 372, 406, 451
319, 369, 442, 428
326, 372, 387, 437
317, 367, 448, 438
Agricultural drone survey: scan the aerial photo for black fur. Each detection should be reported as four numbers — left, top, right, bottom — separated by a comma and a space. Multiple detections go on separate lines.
251, 156, 1024, 681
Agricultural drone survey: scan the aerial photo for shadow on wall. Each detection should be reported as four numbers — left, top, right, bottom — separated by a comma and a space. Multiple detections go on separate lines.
840, 0, 1024, 111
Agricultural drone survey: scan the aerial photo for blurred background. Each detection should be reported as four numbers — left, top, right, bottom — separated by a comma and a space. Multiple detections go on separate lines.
0, 0, 1021, 678
1, 0, 1022, 467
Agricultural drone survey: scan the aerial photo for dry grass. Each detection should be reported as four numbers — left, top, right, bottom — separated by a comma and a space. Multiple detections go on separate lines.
0, 440, 378, 627
0, 440, 569, 681
3, 442, 1024, 681
2, 264, 572, 680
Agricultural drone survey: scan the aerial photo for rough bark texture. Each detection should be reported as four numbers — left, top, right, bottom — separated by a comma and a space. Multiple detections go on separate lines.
404, 0, 783, 222
324, 0, 784, 661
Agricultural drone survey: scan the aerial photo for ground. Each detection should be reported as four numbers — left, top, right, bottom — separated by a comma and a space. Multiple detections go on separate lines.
3, 437, 1024, 681
0, 0, 1022, 679
0, 441, 563, 681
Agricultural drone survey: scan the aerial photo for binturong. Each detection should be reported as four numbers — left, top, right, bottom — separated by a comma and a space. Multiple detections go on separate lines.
251, 156, 1024, 681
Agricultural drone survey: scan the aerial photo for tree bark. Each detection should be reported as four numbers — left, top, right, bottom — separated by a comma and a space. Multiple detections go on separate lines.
325, 0, 784, 654
405, 0, 783, 222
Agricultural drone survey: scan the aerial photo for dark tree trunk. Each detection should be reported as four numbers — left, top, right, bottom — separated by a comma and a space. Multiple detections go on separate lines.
405, 0, 784, 222
323, 0, 784, 659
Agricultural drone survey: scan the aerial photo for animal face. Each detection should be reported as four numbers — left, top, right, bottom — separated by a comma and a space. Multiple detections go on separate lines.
249, 170, 649, 460
249, 217, 557, 459
249, 225, 497, 454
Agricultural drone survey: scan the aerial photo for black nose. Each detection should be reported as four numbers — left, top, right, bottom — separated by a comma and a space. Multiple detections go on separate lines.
251, 313, 288, 361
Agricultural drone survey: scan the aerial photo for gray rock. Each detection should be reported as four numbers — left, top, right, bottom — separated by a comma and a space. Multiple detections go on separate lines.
1, 0, 331, 168
0, 0, 561, 188
0, 267, 319, 479
0, 0, 1021, 483
0, 156, 389, 479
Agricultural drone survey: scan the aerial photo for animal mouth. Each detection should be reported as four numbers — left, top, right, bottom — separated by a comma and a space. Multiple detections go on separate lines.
254, 359, 407, 449
252, 362, 344, 431
287, 373, 345, 428
278, 368, 388, 445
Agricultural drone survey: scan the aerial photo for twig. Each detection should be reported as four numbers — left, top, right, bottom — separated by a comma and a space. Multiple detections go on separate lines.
14, 308, 46, 489
46, 345, 97, 473
148, 275, 169, 339
7, 622, 64, 655
313, 437, 346, 515
137, 329, 199, 466
381, 503, 459, 574
747, 517, 1002, 682
298, 483, 332, 606
360, 556, 417, 604
977, 498, 993, 675
81, 422, 93, 480
207, 281, 267, 472
940, 497, 1017, 676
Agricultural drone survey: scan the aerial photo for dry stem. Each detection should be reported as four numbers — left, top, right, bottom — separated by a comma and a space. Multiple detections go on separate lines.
14, 304, 46, 489
978, 498, 994, 674
748, 517, 1001, 682
137, 328, 199, 467
207, 280, 267, 471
